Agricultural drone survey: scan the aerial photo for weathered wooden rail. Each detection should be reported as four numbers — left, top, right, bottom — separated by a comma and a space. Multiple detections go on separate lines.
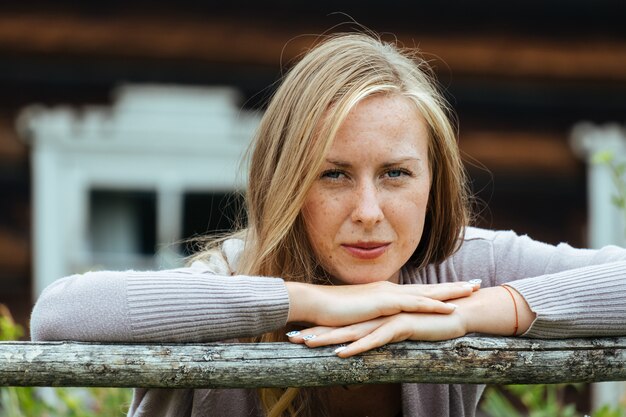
1, 337, 625, 388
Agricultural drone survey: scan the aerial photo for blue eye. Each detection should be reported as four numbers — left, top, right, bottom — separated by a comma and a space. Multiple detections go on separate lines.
386, 168, 413, 179
321, 170, 344, 180
386, 169, 403, 178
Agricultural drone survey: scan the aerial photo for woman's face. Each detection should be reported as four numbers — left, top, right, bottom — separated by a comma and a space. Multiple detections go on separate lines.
302, 94, 431, 285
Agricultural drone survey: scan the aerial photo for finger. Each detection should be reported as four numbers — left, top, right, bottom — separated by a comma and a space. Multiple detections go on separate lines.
406, 281, 482, 301
388, 296, 457, 315
304, 320, 385, 348
335, 324, 397, 358
285, 331, 306, 344
467, 279, 482, 291
285, 326, 336, 344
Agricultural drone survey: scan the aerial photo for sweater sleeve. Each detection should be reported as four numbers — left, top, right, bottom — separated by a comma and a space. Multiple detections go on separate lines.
471, 228, 626, 338
30, 261, 290, 343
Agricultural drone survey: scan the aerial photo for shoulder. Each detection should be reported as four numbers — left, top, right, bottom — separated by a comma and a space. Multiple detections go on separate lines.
459, 226, 562, 260
460, 227, 550, 254
401, 228, 548, 284
405, 227, 505, 284
456, 226, 589, 283
190, 238, 245, 276
462, 226, 517, 243
448, 227, 553, 285
454, 226, 504, 259
443, 227, 502, 284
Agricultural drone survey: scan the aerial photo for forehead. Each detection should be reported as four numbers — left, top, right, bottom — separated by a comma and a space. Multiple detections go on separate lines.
327, 94, 429, 158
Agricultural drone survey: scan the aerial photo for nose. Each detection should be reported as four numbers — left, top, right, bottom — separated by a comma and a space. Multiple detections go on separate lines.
351, 182, 384, 227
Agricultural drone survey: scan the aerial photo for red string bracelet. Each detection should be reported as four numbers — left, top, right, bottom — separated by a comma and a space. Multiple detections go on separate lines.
501, 285, 519, 336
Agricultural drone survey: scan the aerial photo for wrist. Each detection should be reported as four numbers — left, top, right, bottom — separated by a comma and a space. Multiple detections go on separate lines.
453, 286, 532, 336
285, 282, 318, 324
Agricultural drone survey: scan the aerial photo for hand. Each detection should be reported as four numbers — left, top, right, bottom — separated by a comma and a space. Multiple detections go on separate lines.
289, 284, 536, 358
285, 280, 479, 327
289, 311, 467, 358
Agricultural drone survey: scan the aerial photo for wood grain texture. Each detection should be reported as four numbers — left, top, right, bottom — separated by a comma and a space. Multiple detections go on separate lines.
2, 337, 625, 388
0, 13, 625, 81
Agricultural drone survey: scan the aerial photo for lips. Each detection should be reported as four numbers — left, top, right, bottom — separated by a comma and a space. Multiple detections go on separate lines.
341, 242, 390, 260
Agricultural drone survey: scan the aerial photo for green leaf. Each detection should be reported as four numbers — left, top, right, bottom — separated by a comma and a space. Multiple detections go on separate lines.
480, 386, 524, 417
593, 150, 615, 165
592, 404, 625, 417
614, 163, 626, 177
612, 195, 625, 208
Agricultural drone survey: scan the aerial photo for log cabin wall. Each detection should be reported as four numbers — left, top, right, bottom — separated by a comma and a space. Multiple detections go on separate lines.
1, 1, 626, 329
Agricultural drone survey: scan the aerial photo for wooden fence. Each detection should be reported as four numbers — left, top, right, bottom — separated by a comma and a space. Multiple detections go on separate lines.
1, 336, 626, 388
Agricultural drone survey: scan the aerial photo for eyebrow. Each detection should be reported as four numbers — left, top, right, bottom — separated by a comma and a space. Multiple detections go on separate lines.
325, 157, 422, 167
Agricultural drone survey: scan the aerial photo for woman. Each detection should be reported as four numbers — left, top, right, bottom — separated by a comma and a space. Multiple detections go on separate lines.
31, 33, 626, 417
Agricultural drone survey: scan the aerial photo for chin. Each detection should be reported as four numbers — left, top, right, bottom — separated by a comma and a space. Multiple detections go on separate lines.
332, 269, 399, 285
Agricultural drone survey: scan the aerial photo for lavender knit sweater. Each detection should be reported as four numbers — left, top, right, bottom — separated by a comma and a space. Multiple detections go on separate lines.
30, 228, 626, 416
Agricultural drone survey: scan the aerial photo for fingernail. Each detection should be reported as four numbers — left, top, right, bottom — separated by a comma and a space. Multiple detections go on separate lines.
446, 303, 458, 309
285, 331, 300, 337
334, 346, 347, 354
468, 279, 482, 286
302, 334, 317, 341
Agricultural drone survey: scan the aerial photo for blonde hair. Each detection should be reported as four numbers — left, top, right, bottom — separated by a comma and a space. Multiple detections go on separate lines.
195, 32, 471, 417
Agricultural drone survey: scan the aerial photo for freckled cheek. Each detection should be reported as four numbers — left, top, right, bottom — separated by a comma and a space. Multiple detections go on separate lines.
308, 202, 333, 233
390, 197, 428, 248
303, 195, 344, 254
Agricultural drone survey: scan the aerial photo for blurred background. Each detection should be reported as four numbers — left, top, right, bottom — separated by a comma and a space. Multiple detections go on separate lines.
0, 1, 625, 413
3, 0, 626, 335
